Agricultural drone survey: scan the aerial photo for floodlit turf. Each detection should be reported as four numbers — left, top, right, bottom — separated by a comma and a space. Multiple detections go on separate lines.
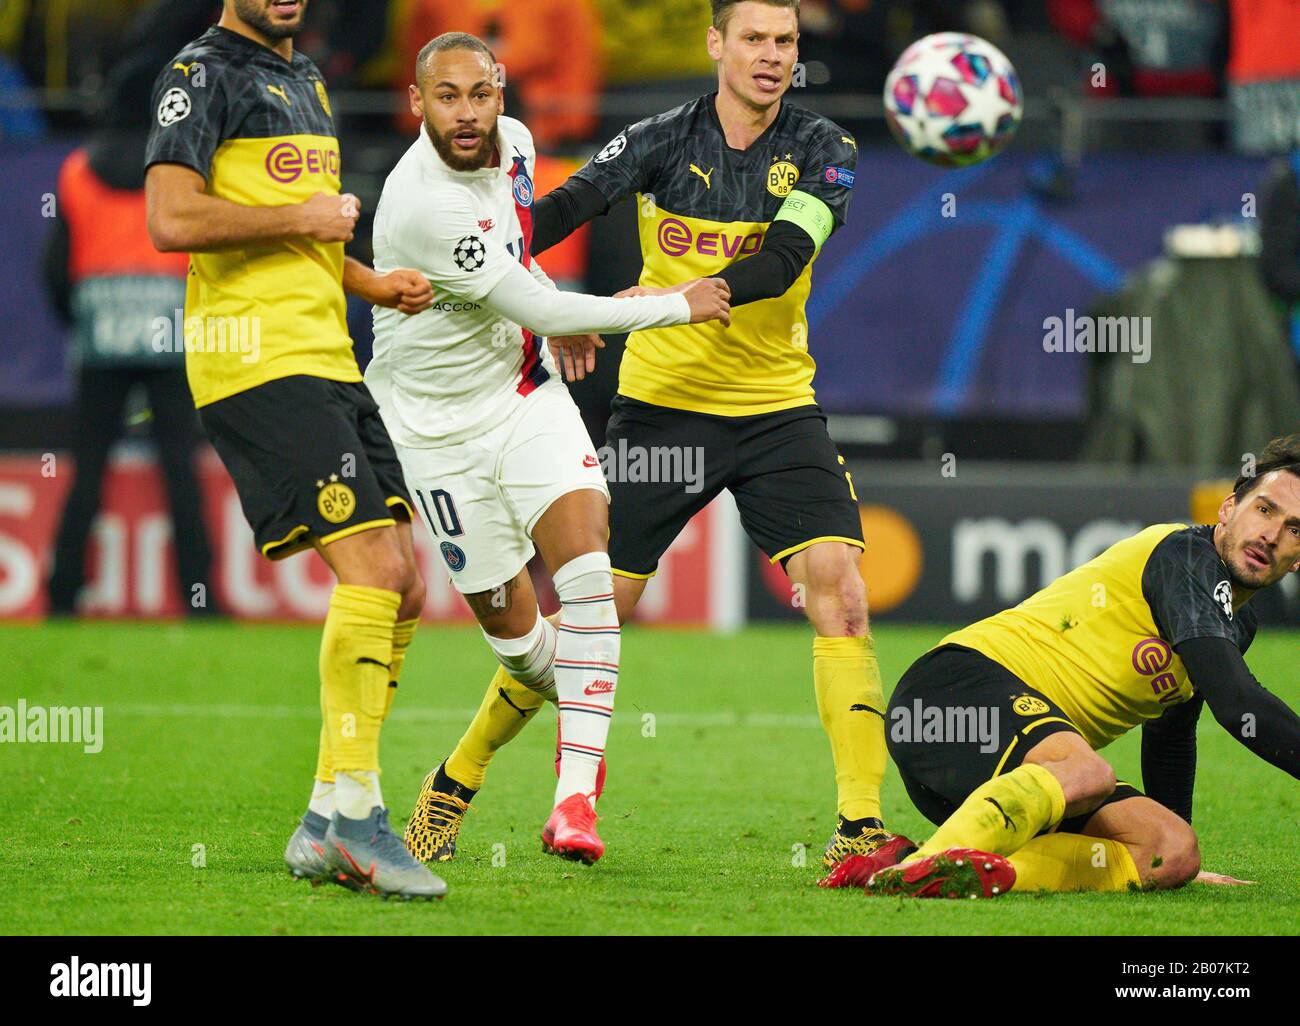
1, 620, 1296, 935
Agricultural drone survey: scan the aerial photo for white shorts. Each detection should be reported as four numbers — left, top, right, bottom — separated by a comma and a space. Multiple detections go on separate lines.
393, 380, 609, 594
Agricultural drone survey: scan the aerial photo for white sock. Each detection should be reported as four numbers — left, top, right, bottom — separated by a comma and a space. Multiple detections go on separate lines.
483, 612, 559, 704
335, 770, 383, 820
307, 779, 335, 819
552, 551, 620, 807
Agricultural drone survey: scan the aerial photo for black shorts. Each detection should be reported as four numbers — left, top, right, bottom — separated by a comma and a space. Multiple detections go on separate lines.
200, 375, 413, 560
604, 395, 864, 578
886, 644, 1144, 834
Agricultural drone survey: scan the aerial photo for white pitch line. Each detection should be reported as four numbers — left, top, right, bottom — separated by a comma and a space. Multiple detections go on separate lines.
110, 702, 822, 729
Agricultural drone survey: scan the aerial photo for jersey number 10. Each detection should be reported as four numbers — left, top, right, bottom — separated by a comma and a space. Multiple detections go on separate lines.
414, 488, 464, 538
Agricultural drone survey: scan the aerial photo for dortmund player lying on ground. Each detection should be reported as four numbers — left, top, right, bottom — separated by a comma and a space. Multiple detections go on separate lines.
823, 435, 1300, 899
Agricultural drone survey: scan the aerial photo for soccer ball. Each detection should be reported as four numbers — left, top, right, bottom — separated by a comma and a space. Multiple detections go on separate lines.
883, 33, 1023, 167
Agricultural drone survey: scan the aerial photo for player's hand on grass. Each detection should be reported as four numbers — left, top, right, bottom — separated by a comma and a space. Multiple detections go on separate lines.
371, 269, 435, 315
1194, 870, 1256, 885
298, 191, 361, 242
682, 277, 731, 326
548, 333, 605, 381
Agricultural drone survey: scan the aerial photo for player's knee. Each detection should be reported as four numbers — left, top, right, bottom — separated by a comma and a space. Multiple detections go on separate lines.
1146, 821, 1200, 889
554, 551, 615, 608
801, 550, 867, 635
399, 571, 426, 620
351, 545, 411, 595
1072, 757, 1117, 807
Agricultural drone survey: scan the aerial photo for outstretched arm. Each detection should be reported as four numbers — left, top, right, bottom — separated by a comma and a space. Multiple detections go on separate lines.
1176, 635, 1300, 779
1141, 695, 1203, 822
532, 176, 608, 256
396, 185, 728, 339
480, 258, 730, 338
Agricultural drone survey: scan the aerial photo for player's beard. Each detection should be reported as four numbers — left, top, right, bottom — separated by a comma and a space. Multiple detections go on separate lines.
427, 119, 500, 172
235, 0, 307, 40
1220, 525, 1282, 592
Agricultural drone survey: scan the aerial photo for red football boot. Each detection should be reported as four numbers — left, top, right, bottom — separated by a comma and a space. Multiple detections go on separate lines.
555, 724, 606, 800
541, 793, 604, 865
865, 847, 1015, 899
818, 835, 918, 888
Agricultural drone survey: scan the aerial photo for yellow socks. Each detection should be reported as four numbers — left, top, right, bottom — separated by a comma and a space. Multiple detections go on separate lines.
444, 665, 548, 790
912, 762, 1067, 860
385, 618, 419, 719
813, 634, 886, 822
1008, 833, 1142, 892
320, 584, 400, 775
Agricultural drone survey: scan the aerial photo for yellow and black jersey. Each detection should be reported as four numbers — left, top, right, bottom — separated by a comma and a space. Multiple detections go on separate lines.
943, 523, 1259, 750
573, 94, 858, 417
145, 26, 357, 408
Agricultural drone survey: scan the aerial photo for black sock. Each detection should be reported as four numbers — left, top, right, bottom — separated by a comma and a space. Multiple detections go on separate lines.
432, 761, 478, 805
838, 815, 885, 836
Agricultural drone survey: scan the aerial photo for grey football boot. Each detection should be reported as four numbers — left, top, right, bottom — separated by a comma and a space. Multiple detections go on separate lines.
324, 807, 448, 900
284, 809, 331, 883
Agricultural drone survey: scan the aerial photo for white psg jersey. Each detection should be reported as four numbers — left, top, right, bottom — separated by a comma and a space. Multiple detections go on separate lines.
368, 117, 558, 447
368, 116, 688, 449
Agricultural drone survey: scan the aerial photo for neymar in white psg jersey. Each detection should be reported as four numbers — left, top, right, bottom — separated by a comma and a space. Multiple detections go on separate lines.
366, 32, 731, 864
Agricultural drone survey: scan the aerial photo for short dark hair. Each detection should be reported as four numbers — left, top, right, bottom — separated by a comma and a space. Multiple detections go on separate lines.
711, 0, 800, 33
416, 32, 498, 86
1233, 434, 1300, 501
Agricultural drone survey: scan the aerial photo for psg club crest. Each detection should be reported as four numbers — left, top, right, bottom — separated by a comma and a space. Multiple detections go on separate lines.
511, 152, 534, 207
440, 541, 467, 572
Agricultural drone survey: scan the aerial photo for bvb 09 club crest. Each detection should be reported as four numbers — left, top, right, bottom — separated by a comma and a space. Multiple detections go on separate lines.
317, 479, 355, 524
315, 80, 332, 117
768, 160, 799, 198
1011, 694, 1051, 716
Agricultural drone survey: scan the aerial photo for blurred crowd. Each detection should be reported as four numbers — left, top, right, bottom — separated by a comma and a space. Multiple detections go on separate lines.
0, 0, 1294, 153
10, 1, 1300, 614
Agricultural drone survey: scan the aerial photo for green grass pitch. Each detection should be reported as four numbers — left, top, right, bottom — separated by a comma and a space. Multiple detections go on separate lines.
1, 620, 1296, 935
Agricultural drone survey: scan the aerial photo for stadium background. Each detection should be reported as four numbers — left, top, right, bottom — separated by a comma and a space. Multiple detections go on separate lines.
1, 0, 1299, 629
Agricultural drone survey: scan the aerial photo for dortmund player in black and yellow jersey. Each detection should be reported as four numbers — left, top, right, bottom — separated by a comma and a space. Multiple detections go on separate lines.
825, 437, 1300, 898
144, 0, 445, 899
405, 0, 896, 870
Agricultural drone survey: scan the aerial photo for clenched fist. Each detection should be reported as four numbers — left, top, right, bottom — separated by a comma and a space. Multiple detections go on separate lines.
298, 191, 361, 242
